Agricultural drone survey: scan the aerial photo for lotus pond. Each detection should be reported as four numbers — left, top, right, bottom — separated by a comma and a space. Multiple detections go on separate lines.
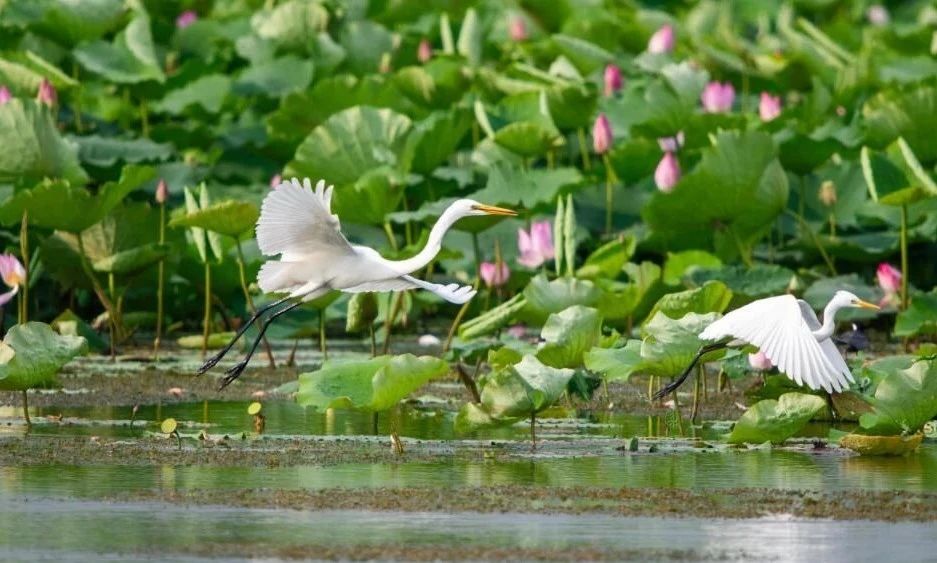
2, 0, 937, 560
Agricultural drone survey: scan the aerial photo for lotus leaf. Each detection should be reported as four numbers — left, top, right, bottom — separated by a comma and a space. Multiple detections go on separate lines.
863, 80, 937, 164
73, 12, 165, 84
169, 200, 259, 238
0, 100, 88, 186
859, 359, 937, 435
296, 354, 449, 412
250, 0, 329, 50
73, 135, 173, 167
477, 354, 575, 420
154, 75, 232, 114
0, 322, 87, 391
584, 340, 646, 382
645, 281, 732, 323
640, 312, 724, 378
894, 291, 937, 338
523, 275, 601, 321
662, 250, 723, 285
536, 306, 603, 369
234, 56, 315, 97
728, 392, 827, 444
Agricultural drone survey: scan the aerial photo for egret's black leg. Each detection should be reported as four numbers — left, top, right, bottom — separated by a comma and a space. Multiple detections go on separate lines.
219, 299, 305, 389
653, 342, 728, 400
197, 295, 294, 375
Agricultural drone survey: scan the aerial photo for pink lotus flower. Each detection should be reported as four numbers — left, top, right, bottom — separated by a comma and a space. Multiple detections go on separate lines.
0, 254, 25, 307
479, 261, 510, 288
509, 16, 527, 41
647, 24, 674, 54
603, 64, 623, 97
517, 221, 554, 268
759, 92, 782, 122
270, 174, 282, 189
654, 152, 681, 193
867, 5, 889, 26
36, 78, 56, 107
657, 131, 685, 153
592, 113, 612, 155
877, 263, 901, 296
417, 39, 432, 63
0, 86, 10, 105
155, 179, 168, 204
748, 351, 772, 371
701, 81, 734, 113
176, 10, 198, 29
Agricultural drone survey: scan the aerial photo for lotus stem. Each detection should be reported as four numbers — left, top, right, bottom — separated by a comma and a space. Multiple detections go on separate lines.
19, 211, 28, 324
530, 411, 537, 451
443, 280, 480, 351
235, 240, 275, 368
108, 272, 116, 360
691, 365, 703, 424
76, 231, 118, 328
319, 308, 328, 360
382, 292, 403, 355
784, 210, 837, 275
603, 154, 614, 236
900, 204, 909, 311
382, 222, 398, 251
154, 202, 165, 358
576, 127, 591, 171
202, 261, 211, 358
140, 98, 149, 138
369, 326, 376, 357
22, 390, 30, 427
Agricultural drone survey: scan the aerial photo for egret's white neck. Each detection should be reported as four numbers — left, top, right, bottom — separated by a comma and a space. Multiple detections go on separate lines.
383, 206, 463, 274
812, 300, 843, 341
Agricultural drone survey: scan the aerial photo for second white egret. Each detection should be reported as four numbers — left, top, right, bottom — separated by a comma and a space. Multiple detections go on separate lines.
200, 177, 517, 387
654, 290, 880, 399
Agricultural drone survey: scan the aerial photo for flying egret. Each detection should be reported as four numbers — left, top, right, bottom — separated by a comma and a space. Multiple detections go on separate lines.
199, 177, 517, 388
653, 290, 880, 399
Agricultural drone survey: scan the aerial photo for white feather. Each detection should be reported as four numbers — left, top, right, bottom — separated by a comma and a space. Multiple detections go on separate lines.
345, 275, 476, 305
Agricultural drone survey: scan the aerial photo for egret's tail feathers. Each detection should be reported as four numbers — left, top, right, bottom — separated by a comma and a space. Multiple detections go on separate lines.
257, 261, 292, 294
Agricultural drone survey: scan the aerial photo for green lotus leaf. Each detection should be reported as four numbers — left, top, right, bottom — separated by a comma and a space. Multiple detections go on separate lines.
3, 0, 126, 45
863, 80, 937, 164
576, 236, 636, 280
234, 56, 315, 97
0, 322, 87, 391
645, 281, 733, 323
345, 292, 379, 332
250, 0, 329, 50
478, 354, 575, 419
640, 312, 723, 378
51, 309, 107, 352
285, 106, 412, 186
858, 359, 937, 435
894, 290, 937, 339
73, 12, 165, 84
687, 264, 797, 305
0, 55, 77, 97
169, 200, 259, 238
470, 165, 581, 209
493, 121, 563, 157
523, 275, 601, 321
593, 262, 667, 323
0, 164, 153, 231
728, 392, 827, 444
153, 75, 232, 114
296, 354, 449, 412
72, 135, 173, 167
403, 108, 472, 175
584, 340, 646, 382
394, 58, 469, 109
662, 250, 723, 286
545, 82, 597, 130
454, 401, 516, 433
340, 20, 394, 75
179, 184, 224, 263
330, 166, 407, 226
551, 34, 613, 75
0, 100, 88, 186
643, 131, 789, 258
536, 306, 603, 369
92, 242, 170, 275
177, 332, 237, 350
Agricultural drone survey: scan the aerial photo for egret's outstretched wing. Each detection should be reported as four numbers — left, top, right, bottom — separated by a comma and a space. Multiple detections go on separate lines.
256, 178, 356, 261
344, 275, 476, 305
699, 294, 850, 393
797, 299, 854, 386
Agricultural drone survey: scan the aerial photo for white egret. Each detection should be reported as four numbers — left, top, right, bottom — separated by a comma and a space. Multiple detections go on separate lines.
199, 178, 516, 388
654, 290, 880, 399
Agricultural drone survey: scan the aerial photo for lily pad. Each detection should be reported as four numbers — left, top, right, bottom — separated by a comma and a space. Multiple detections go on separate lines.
296, 354, 449, 412
728, 392, 827, 445
840, 432, 923, 456
0, 322, 87, 391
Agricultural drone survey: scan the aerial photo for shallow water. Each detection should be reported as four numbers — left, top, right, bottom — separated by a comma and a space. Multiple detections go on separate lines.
2, 499, 936, 562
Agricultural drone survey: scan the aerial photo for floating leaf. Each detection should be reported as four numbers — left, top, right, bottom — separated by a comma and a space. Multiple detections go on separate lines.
728, 393, 827, 444
0, 322, 87, 391
297, 354, 449, 412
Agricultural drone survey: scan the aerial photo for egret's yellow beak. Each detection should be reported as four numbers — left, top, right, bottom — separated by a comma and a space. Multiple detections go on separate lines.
855, 299, 880, 310
473, 204, 517, 216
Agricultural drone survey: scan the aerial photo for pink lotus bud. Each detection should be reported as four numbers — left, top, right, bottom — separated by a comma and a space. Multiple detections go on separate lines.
654, 152, 681, 193
647, 24, 674, 54
867, 5, 889, 26
517, 221, 555, 268
876, 263, 901, 295
36, 78, 57, 107
509, 16, 527, 41
819, 180, 837, 207
603, 64, 623, 97
759, 92, 782, 122
0, 253, 25, 309
507, 324, 526, 339
657, 131, 685, 153
176, 10, 198, 29
270, 174, 282, 189
700, 81, 735, 113
155, 179, 168, 204
0, 86, 10, 105
748, 351, 773, 371
417, 39, 432, 63
479, 261, 510, 288
592, 113, 612, 155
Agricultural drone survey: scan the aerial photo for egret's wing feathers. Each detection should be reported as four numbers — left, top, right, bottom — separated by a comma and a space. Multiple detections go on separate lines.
797, 299, 854, 387
256, 178, 356, 260
344, 275, 476, 305
700, 295, 850, 393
